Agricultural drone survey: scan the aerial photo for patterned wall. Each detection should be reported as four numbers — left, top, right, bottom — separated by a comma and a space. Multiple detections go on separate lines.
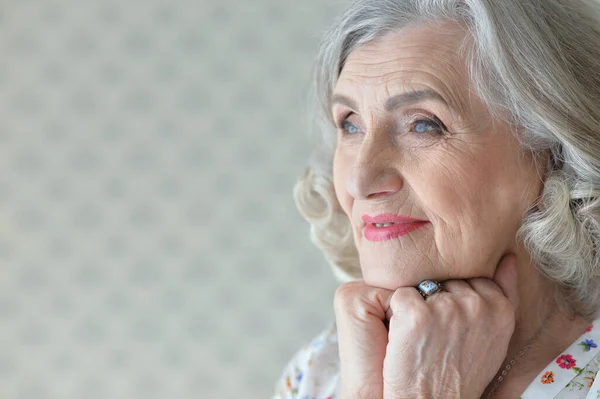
0, 1, 347, 398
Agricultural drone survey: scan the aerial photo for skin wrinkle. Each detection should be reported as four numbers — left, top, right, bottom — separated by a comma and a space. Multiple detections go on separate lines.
336, 61, 468, 117
404, 158, 456, 276
331, 21, 594, 397
348, 45, 470, 115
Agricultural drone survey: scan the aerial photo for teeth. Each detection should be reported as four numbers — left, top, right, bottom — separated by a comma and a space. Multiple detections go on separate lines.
374, 222, 396, 227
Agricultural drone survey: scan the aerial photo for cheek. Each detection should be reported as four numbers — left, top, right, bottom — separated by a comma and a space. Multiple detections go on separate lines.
409, 147, 488, 217
417, 146, 535, 250
408, 146, 506, 231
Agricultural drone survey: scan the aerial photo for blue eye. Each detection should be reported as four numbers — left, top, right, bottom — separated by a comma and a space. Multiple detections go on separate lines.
341, 120, 361, 135
410, 119, 444, 135
336, 115, 447, 137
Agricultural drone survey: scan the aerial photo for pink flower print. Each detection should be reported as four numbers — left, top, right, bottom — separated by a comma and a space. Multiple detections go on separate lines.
556, 354, 577, 369
586, 324, 594, 333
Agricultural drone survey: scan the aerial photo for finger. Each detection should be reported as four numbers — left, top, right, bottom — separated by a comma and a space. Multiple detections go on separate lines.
334, 282, 394, 346
387, 285, 427, 320
491, 253, 519, 309
465, 277, 504, 299
438, 279, 472, 297
333, 281, 394, 395
334, 281, 395, 322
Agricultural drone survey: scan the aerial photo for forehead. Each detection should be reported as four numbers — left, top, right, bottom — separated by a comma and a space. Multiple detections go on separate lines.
334, 21, 472, 113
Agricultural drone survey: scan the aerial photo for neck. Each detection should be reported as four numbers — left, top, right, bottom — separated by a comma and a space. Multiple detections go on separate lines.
482, 247, 593, 398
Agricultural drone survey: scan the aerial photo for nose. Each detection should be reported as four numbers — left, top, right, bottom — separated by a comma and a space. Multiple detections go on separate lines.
346, 135, 403, 200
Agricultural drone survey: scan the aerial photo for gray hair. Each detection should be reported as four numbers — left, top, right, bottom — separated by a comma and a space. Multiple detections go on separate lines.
294, 0, 600, 317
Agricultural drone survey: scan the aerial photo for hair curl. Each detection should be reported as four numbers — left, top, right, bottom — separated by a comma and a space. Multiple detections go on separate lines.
294, 0, 600, 317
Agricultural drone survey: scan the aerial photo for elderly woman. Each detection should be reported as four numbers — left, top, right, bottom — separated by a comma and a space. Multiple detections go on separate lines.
273, 0, 600, 398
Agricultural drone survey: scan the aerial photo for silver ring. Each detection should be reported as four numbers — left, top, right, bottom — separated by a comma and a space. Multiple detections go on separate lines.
416, 279, 443, 299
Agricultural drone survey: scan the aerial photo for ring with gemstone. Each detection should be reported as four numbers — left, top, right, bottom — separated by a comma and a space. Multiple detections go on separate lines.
416, 279, 444, 299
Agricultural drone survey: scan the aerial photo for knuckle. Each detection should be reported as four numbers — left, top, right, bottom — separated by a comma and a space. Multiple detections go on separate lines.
388, 289, 406, 311
402, 307, 433, 332
439, 292, 459, 306
462, 294, 486, 314
333, 281, 385, 318
333, 283, 355, 311
389, 295, 432, 331
389, 288, 422, 313
334, 281, 362, 301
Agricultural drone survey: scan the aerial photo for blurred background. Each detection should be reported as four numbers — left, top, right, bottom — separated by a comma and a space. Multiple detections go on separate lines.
0, 0, 348, 398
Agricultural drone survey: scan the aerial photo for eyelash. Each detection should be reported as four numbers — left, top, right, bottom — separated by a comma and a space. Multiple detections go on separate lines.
335, 111, 448, 137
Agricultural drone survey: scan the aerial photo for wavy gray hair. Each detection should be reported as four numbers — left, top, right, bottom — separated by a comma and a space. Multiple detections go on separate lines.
294, 0, 600, 317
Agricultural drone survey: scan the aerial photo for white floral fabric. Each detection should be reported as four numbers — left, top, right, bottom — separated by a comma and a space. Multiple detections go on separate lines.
273, 318, 600, 399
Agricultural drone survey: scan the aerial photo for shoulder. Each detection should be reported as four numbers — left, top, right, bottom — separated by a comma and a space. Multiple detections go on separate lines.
272, 322, 340, 399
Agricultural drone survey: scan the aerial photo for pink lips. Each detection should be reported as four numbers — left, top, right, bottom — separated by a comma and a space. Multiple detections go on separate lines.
362, 214, 429, 242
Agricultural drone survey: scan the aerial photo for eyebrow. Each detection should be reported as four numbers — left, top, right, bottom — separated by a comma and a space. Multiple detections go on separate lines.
330, 89, 449, 112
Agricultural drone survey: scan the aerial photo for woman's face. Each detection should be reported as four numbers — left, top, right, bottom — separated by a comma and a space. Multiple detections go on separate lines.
332, 22, 545, 290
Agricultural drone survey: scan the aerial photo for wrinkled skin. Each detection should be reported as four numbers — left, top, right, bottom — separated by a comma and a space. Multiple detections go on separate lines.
331, 21, 591, 399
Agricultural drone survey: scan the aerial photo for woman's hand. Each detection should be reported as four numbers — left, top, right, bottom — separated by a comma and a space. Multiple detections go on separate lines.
334, 281, 394, 398
334, 254, 519, 399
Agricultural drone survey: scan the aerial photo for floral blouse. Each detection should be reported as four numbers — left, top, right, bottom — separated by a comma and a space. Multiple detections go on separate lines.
273, 318, 600, 399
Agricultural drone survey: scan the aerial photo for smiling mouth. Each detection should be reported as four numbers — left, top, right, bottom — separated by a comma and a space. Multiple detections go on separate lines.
363, 221, 429, 242
373, 222, 399, 227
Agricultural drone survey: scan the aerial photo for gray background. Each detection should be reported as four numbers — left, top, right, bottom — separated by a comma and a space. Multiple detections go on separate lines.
0, 0, 347, 398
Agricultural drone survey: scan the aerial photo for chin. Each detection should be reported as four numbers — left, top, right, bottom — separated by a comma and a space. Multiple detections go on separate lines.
359, 254, 430, 290
354, 223, 443, 288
